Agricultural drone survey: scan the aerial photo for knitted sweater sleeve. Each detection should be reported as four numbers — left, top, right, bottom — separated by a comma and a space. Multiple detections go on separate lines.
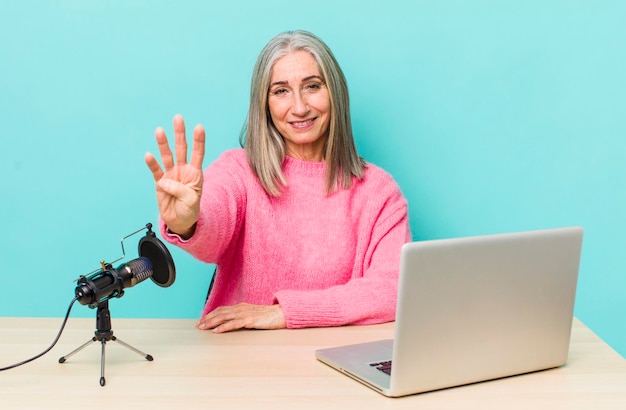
275, 180, 411, 329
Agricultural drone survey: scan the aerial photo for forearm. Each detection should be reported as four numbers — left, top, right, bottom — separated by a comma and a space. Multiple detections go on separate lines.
276, 208, 411, 329
276, 277, 398, 328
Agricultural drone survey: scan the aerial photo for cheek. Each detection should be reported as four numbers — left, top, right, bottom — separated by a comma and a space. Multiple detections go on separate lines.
268, 100, 288, 124
312, 93, 331, 116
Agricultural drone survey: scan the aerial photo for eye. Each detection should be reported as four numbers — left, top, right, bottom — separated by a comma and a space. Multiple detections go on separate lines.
270, 87, 289, 97
304, 82, 324, 93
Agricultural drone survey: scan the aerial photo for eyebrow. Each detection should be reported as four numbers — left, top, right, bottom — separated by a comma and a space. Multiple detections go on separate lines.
269, 75, 325, 88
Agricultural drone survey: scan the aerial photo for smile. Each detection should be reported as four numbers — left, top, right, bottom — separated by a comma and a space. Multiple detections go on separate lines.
289, 118, 316, 129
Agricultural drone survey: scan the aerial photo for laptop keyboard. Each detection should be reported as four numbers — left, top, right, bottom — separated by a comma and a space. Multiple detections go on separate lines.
369, 360, 392, 375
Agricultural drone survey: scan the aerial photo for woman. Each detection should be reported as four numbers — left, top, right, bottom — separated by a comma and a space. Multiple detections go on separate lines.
145, 30, 411, 333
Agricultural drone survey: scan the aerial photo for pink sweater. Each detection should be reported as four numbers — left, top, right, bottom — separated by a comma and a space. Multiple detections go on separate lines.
161, 149, 411, 328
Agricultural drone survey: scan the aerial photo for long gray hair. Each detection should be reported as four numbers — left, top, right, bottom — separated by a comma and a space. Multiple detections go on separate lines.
240, 30, 365, 196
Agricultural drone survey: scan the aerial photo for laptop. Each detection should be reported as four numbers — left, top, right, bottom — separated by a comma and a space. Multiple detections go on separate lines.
316, 226, 584, 397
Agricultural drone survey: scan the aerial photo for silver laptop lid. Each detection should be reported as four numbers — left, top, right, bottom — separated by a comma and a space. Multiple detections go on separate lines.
389, 226, 583, 396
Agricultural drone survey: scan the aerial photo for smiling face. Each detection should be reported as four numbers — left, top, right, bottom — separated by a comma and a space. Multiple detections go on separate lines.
267, 51, 331, 161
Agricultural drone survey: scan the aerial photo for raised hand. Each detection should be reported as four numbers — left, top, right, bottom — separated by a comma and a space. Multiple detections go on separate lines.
145, 114, 206, 238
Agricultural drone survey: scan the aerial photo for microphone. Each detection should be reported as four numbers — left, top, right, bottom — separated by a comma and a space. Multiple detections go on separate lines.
75, 224, 176, 307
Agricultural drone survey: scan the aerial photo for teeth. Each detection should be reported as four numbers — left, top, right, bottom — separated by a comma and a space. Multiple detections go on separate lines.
292, 119, 313, 127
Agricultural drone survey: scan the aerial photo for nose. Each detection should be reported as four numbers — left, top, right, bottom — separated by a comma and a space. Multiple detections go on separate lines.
290, 89, 309, 116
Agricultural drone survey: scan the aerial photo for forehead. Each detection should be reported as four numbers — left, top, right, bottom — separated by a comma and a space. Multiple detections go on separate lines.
270, 50, 321, 81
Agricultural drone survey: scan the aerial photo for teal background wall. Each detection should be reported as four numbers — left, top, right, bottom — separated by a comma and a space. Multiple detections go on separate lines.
1, 1, 624, 357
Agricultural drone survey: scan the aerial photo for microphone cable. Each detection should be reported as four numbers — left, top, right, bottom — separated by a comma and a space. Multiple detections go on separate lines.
0, 296, 79, 371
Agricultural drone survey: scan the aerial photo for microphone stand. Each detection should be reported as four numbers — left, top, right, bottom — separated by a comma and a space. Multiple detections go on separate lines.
58, 300, 153, 386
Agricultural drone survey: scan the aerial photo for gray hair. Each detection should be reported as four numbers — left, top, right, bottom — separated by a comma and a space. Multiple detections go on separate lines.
240, 30, 365, 196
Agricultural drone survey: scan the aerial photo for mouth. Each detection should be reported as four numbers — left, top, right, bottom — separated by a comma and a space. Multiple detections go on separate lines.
289, 118, 316, 129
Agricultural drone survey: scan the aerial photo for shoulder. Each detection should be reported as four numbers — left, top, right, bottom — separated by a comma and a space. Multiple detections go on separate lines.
213, 148, 247, 165
206, 149, 250, 174
359, 162, 403, 194
203, 149, 258, 190
356, 162, 408, 210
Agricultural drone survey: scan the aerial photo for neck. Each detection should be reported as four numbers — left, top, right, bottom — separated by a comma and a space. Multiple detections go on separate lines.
285, 145, 325, 162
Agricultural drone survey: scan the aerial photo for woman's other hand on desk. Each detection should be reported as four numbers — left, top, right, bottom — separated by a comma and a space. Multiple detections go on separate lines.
196, 303, 286, 333
145, 114, 206, 239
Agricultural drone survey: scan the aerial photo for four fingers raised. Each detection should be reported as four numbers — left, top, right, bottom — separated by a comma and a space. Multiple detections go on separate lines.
146, 114, 206, 174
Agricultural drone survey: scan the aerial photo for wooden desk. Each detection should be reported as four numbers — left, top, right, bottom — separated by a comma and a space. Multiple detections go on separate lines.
1, 317, 625, 409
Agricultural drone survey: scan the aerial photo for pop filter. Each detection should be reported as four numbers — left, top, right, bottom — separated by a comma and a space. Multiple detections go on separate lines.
138, 226, 176, 287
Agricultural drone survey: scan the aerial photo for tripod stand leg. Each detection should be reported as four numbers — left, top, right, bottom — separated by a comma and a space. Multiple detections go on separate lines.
59, 337, 97, 363
112, 336, 154, 361
100, 339, 107, 386
59, 301, 153, 386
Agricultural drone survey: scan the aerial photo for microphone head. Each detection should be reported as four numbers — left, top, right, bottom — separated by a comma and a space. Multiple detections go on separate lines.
119, 257, 154, 287
138, 231, 176, 287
